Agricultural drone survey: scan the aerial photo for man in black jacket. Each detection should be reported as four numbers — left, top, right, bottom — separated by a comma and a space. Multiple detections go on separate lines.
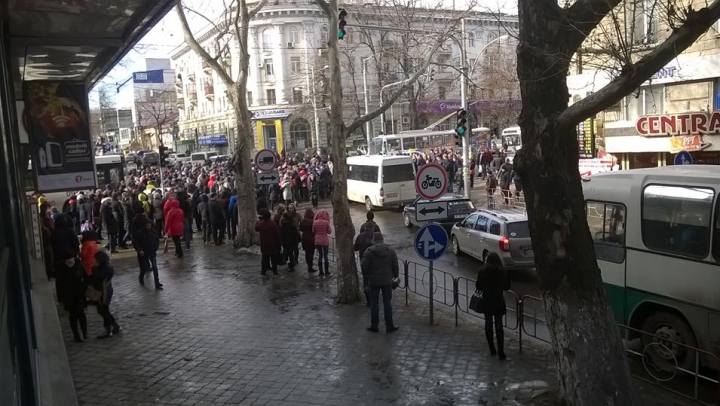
133, 217, 163, 290
208, 193, 226, 245
360, 232, 400, 333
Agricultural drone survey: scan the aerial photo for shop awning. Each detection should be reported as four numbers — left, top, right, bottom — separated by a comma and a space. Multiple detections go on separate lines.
8, 0, 178, 90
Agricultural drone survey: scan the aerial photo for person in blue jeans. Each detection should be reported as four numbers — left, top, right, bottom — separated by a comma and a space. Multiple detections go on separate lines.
360, 232, 400, 333
133, 217, 163, 290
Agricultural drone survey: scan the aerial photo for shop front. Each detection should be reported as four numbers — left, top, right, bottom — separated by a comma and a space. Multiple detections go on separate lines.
197, 134, 229, 154
251, 108, 291, 153
605, 111, 720, 169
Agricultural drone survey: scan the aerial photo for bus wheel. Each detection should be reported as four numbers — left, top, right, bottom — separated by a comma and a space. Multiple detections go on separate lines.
640, 312, 698, 372
365, 197, 373, 212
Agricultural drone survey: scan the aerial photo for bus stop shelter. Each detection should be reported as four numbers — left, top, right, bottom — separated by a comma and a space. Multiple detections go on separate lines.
0, 1, 177, 405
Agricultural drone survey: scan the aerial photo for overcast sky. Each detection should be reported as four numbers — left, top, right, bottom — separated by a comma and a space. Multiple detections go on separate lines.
97, 0, 518, 108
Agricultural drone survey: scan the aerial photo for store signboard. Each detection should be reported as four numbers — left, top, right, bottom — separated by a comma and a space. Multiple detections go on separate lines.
636, 111, 720, 136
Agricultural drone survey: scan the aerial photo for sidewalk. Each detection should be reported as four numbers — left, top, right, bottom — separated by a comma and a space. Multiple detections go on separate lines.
61, 243, 690, 405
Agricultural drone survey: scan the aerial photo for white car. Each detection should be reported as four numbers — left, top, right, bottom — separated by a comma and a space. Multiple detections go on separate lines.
168, 153, 191, 166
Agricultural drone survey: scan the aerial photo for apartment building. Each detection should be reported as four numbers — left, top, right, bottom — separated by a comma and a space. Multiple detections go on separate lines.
567, 3, 720, 168
170, 0, 519, 154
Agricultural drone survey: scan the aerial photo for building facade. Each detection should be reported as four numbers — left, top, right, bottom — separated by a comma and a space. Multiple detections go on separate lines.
170, 0, 519, 154
132, 58, 178, 150
567, 10, 720, 169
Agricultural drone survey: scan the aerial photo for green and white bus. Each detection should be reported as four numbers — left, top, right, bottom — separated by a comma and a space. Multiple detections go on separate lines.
582, 166, 720, 369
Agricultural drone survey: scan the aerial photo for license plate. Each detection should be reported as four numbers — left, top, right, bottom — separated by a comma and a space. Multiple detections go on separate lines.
386, 193, 398, 198
524, 250, 533, 256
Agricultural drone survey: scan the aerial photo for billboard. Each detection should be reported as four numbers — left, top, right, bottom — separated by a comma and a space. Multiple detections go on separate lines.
23, 81, 96, 192
133, 69, 166, 84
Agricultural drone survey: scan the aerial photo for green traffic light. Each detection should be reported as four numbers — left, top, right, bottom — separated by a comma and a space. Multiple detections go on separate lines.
338, 30, 346, 39
457, 127, 466, 135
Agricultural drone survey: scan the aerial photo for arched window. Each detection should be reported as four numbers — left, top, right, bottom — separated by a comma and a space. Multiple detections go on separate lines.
468, 32, 475, 47
288, 26, 300, 45
290, 119, 311, 151
320, 25, 328, 43
262, 29, 272, 49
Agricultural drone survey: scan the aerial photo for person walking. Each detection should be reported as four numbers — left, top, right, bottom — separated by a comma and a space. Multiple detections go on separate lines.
353, 226, 375, 306
133, 217, 163, 290
299, 208, 316, 273
178, 192, 194, 251
312, 209, 332, 276
280, 212, 300, 272
360, 232, 399, 333
55, 253, 88, 342
476, 252, 511, 360
255, 209, 281, 275
208, 193, 226, 245
152, 191, 165, 238
164, 200, 185, 258
228, 189, 238, 241
79, 231, 98, 276
360, 211, 381, 234
91, 251, 121, 339
100, 195, 119, 253
197, 194, 212, 245
281, 175, 293, 207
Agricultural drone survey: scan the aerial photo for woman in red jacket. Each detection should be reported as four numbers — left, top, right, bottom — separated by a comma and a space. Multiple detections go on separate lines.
312, 209, 332, 276
164, 200, 185, 258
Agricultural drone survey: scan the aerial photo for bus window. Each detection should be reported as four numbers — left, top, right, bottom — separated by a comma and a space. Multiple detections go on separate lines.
642, 185, 714, 258
417, 136, 430, 149
387, 139, 401, 152
383, 163, 415, 183
431, 134, 443, 148
403, 137, 416, 150
587, 201, 626, 263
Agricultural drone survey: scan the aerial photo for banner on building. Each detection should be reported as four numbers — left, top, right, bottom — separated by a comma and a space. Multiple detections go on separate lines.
133, 69, 165, 84
198, 134, 228, 146
669, 135, 711, 153
23, 81, 96, 192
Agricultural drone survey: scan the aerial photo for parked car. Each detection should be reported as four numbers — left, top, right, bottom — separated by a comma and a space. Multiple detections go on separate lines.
403, 195, 475, 229
450, 210, 535, 270
141, 152, 159, 166
125, 152, 138, 163
190, 151, 218, 166
168, 153, 191, 166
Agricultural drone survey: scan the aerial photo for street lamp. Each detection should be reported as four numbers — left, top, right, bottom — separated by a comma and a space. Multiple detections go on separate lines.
305, 64, 329, 152
468, 35, 511, 78
362, 56, 373, 152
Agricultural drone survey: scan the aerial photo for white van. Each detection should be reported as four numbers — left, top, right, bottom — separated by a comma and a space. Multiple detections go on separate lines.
190, 151, 218, 165
347, 155, 416, 211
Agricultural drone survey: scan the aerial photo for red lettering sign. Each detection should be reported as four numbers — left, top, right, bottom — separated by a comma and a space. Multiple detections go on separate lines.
636, 111, 720, 136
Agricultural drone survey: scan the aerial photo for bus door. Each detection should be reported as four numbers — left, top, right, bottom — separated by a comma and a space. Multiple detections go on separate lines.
586, 201, 628, 323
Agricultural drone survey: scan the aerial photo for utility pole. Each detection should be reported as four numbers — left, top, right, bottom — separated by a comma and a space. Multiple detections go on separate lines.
460, 18, 471, 199
362, 56, 373, 152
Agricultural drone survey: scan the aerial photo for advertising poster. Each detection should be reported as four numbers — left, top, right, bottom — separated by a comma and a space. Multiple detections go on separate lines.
23, 81, 96, 192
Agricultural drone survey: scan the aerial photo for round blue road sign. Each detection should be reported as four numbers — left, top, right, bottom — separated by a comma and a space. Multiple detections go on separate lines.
674, 151, 693, 165
414, 224, 448, 261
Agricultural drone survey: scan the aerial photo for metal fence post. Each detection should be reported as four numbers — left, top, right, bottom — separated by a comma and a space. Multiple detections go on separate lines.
518, 298, 523, 353
429, 260, 434, 325
453, 278, 459, 327
403, 260, 409, 306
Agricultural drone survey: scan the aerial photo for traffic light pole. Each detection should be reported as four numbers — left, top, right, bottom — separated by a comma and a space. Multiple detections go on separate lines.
460, 18, 471, 200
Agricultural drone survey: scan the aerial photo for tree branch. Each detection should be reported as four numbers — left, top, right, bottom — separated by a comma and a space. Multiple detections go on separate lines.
315, 0, 331, 16
345, 35, 445, 135
563, 0, 622, 51
248, 0, 268, 19
557, 1, 720, 131
175, 4, 234, 87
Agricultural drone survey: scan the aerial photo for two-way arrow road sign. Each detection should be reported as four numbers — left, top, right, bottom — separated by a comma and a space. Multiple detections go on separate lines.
415, 201, 449, 222
256, 171, 279, 185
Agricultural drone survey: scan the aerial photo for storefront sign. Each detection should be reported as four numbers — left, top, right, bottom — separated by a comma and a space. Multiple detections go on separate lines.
23, 81, 96, 192
577, 118, 594, 158
251, 109, 291, 120
636, 111, 720, 136
669, 135, 708, 153
133, 69, 165, 84
579, 158, 613, 177
198, 134, 228, 146
416, 100, 521, 114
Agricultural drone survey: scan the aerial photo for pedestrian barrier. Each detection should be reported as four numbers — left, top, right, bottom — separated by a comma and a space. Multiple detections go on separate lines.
455, 277, 519, 331
518, 295, 551, 345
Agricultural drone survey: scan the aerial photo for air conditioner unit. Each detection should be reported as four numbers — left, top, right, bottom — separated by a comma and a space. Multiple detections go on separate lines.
402, 116, 410, 125
287, 42, 294, 49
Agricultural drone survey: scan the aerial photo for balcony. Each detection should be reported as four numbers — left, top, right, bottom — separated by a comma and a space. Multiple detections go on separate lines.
204, 84, 214, 100
177, 95, 185, 110
188, 89, 198, 105
433, 70, 454, 82
202, 59, 212, 74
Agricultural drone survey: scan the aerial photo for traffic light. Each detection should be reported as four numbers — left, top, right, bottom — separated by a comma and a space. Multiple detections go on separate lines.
455, 109, 467, 146
338, 9, 347, 40
159, 145, 169, 167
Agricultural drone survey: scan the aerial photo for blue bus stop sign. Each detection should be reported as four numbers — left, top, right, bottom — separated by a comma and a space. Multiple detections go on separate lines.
674, 151, 693, 165
414, 224, 448, 261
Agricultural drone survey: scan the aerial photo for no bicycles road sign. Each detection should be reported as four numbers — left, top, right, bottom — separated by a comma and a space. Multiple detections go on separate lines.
414, 163, 447, 200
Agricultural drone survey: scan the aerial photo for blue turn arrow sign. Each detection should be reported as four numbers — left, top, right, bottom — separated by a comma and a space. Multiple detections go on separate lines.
414, 224, 448, 261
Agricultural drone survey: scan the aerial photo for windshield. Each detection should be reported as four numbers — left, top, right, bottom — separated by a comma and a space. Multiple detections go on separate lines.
447, 200, 475, 214
507, 221, 530, 238
503, 135, 521, 147
372, 138, 384, 154
176, 154, 187, 158
191, 154, 205, 161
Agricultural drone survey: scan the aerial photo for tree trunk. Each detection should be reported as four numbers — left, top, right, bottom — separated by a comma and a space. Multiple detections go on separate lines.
232, 97, 260, 248
328, 0, 362, 304
515, 2, 641, 405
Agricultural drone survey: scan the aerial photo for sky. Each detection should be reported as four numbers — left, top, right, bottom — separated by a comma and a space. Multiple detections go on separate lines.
96, 0, 518, 108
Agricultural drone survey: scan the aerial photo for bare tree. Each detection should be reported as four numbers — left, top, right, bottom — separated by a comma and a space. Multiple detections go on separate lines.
514, 0, 720, 403
315, 0, 465, 303
175, 0, 267, 248
135, 89, 179, 145
471, 40, 519, 130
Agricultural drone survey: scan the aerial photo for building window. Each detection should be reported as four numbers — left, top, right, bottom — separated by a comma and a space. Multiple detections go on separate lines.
266, 89, 276, 105
289, 119, 310, 150
291, 56, 302, 73
293, 88, 303, 103
320, 25, 328, 43
468, 32, 475, 47
633, 0, 659, 44
438, 86, 446, 100
644, 84, 663, 115
264, 58, 274, 75
247, 91, 253, 106
623, 84, 664, 120
262, 29, 272, 49
642, 185, 714, 258
288, 26, 300, 45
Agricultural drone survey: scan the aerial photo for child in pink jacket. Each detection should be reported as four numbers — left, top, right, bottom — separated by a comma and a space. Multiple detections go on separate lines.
312, 209, 332, 276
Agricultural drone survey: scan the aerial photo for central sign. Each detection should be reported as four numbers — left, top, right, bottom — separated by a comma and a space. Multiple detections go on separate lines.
636, 111, 720, 136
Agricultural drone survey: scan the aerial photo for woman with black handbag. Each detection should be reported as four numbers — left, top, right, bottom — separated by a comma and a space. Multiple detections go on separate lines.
476, 252, 511, 360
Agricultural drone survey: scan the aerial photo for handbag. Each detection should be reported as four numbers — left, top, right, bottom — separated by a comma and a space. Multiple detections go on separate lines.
469, 290, 485, 313
86, 284, 103, 303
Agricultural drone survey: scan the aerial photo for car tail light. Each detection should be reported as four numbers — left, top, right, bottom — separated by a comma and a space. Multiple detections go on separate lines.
379, 187, 384, 197
499, 237, 510, 252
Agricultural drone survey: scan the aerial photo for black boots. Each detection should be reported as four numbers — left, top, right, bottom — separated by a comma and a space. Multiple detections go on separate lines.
97, 326, 112, 339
